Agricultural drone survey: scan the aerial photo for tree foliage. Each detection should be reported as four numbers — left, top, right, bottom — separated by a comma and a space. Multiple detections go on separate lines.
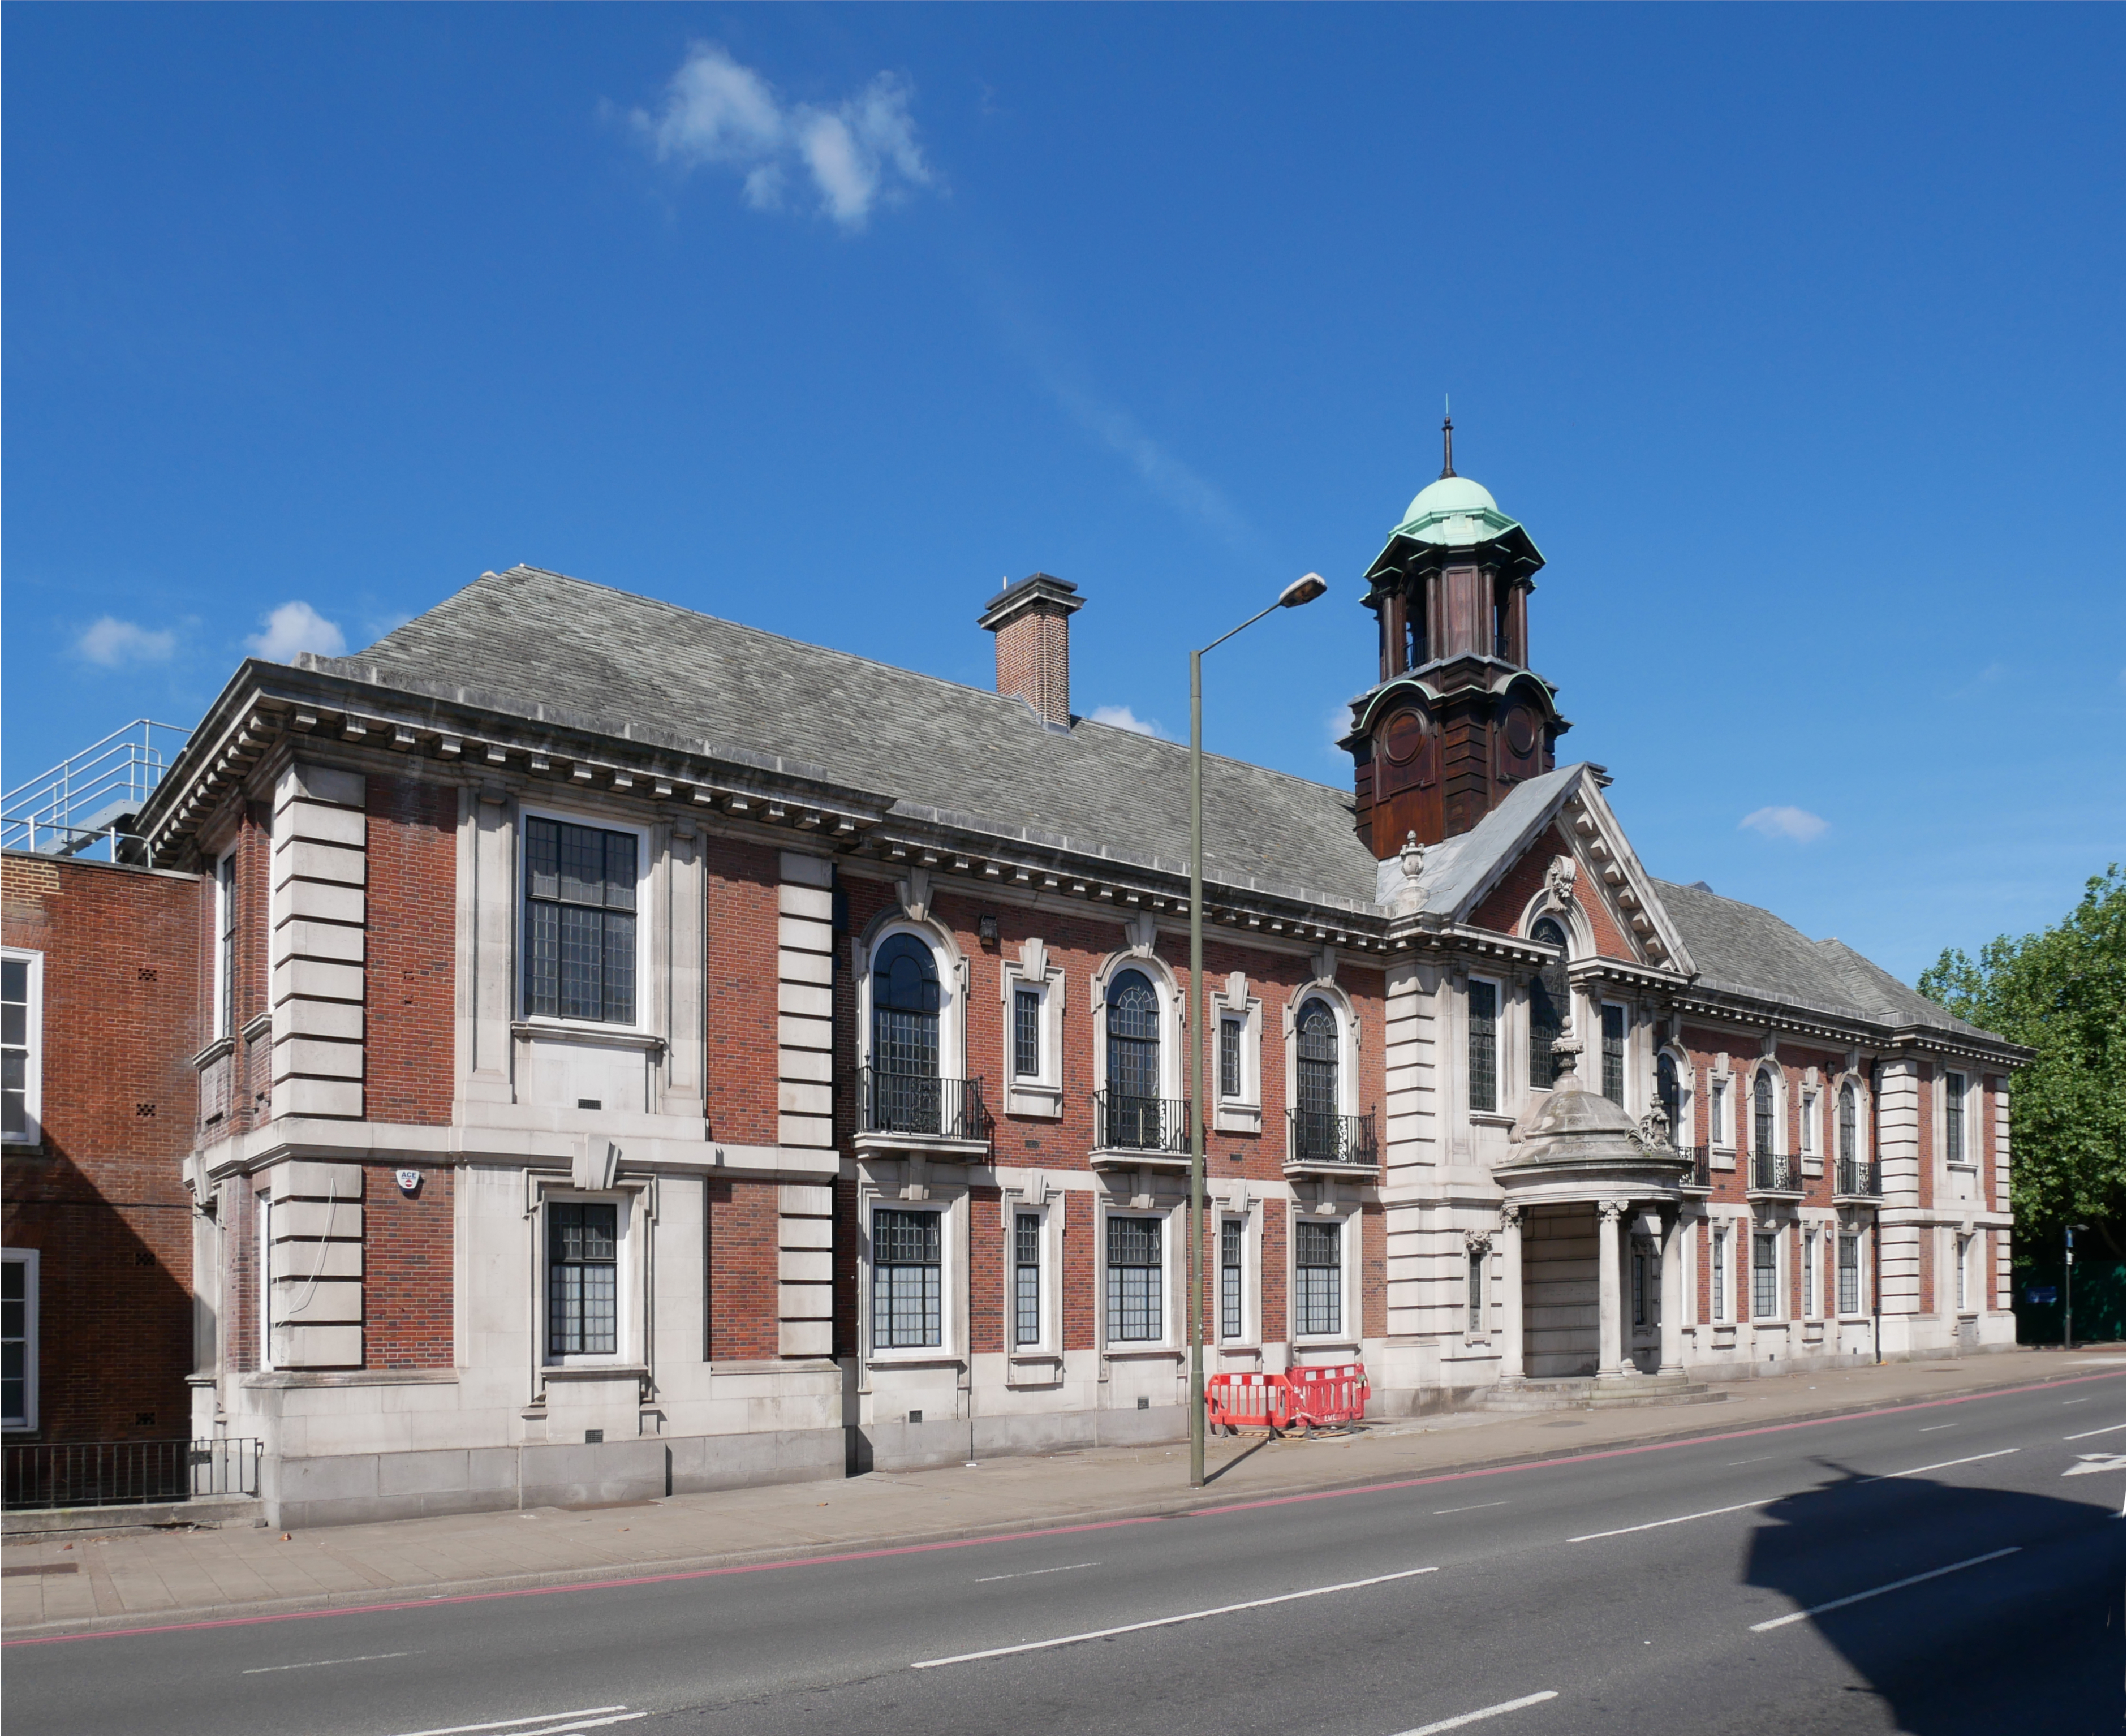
1919, 866, 2125, 1255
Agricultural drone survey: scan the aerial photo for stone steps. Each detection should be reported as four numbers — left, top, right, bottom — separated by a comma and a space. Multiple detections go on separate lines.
1478, 1375, 1726, 1413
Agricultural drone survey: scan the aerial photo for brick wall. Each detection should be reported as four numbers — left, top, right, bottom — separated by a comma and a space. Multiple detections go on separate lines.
705, 838, 781, 1147
992, 602, 1072, 727
1469, 824, 1636, 958
2, 852, 201, 1440
969, 1184, 1004, 1355
363, 1164, 454, 1368
363, 777, 457, 1126
1261, 1196, 1288, 1344
708, 1177, 780, 1360
1062, 1188, 1094, 1351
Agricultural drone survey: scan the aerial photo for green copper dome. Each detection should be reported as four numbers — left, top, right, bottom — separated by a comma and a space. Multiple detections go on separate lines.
1392, 473, 1525, 549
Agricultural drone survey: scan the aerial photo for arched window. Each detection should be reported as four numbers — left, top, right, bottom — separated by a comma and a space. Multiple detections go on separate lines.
1528, 917, 1568, 1088
871, 934, 941, 1132
1294, 998, 1340, 1159
1102, 970, 1164, 1148
1657, 1052, 1681, 1143
1754, 1070, 1776, 1155
1838, 1082, 1857, 1162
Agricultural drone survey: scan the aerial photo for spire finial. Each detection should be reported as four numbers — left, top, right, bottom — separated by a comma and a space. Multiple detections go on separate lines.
1440, 397, 1456, 479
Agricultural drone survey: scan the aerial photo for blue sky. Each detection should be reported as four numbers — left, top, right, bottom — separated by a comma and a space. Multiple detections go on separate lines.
6, 4, 2120, 980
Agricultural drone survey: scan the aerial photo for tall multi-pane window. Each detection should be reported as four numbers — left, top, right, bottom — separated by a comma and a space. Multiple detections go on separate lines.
1838, 1084, 1858, 1166
873, 1209, 942, 1349
1600, 1004, 1626, 1105
1220, 1218, 1243, 1341
1013, 988, 1040, 1079
1013, 1213, 1041, 1347
1467, 981, 1498, 1114
1631, 1246, 1649, 1328
548, 1202, 619, 1356
1837, 1232, 1861, 1315
1944, 1072, 1966, 1163
871, 935, 942, 1132
1219, 1015, 1243, 1100
1528, 918, 1568, 1088
1712, 1227, 1729, 1322
1295, 999, 1340, 1157
523, 819, 638, 1023
1754, 1071, 1776, 1157
1106, 1216, 1162, 1342
1656, 1053, 1681, 1143
1, 1251, 35, 1431
1711, 1079, 1729, 1146
1107, 971, 1161, 1100
216, 852, 239, 1037
1955, 1235, 1970, 1310
1801, 1092, 1817, 1157
1466, 1247, 1485, 1333
1295, 1220, 1342, 1336
1802, 1229, 1818, 1318
1, 954, 37, 1145
1752, 1231, 1779, 1319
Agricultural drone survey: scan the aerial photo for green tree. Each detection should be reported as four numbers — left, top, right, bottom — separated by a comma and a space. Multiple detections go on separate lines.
1919, 866, 2125, 1256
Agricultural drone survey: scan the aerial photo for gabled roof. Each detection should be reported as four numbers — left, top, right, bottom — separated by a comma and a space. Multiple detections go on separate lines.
1654, 878, 2000, 1042
320, 565, 1384, 910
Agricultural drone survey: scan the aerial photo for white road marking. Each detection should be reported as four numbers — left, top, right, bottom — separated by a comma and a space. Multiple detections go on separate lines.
1917, 1424, 1956, 1433
1858, 1448, 2018, 1484
1570, 1498, 1773, 1543
1725, 1455, 1773, 1466
1390, 1688, 1560, 1735
1432, 1501, 1510, 1515
2064, 1454, 2127, 1477
2062, 1398, 2091, 1406
911, 1564, 1440, 1668
1750, 1547, 2022, 1632
974, 1562, 1100, 1583
2065, 1423, 2126, 1441
389, 1711, 640, 1736
242, 1651, 420, 1674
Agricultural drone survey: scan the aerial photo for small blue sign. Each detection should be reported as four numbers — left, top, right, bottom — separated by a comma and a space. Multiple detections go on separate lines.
2026, 1285, 2059, 1306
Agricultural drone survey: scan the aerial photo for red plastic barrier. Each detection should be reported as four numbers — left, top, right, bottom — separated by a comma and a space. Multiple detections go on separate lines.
1205, 1363, 1371, 1437
1205, 1371, 1281, 1436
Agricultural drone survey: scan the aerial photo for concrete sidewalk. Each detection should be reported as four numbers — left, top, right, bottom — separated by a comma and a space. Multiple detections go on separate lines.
6, 1347, 2120, 1638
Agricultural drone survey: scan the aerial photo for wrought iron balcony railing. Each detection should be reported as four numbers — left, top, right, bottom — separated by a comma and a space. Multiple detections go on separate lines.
2, 1437, 260, 1510
1750, 1151, 1801, 1192
1677, 1145, 1712, 1188
1095, 1091, 1190, 1154
859, 1067, 989, 1143
1836, 1157, 1883, 1197
1287, 1108, 1380, 1166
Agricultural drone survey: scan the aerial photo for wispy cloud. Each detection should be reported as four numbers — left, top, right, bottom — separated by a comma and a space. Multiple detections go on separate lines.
627, 44, 931, 232
247, 601, 346, 663
1089, 704, 1166, 739
76, 617, 176, 666
1740, 805, 1829, 843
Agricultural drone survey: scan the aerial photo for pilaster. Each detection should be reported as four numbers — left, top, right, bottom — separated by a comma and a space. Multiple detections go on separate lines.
270, 762, 367, 1119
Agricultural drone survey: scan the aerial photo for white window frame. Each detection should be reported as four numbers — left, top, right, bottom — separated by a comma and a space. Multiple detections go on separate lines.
866, 1196, 957, 1363
1210, 976, 1263, 1135
1291, 1211, 1355, 1345
1801, 1227, 1818, 1320
2, 948, 44, 1148
1751, 1225, 1782, 1321
1657, 1045, 1693, 1151
214, 851, 238, 1039
1751, 1064, 1786, 1158
1100, 1204, 1173, 1351
541, 1190, 636, 1367
2, 1247, 40, 1432
1710, 1074, 1732, 1152
517, 804, 653, 1034
1941, 1069, 1974, 1168
1954, 1233, 1972, 1313
1597, 1000, 1631, 1108
257, 1188, 275, 1372
1216, 1208, 1259, 1347
1466, 975, 1504, 1119
1711, 1224, 1730, 1324
1799, 1089, 1818, 1158
1837, 1229, 1864, 1317
1091, 955, 1185, 1136
999, 945, 1064, 1119
1005, 1197, 1059, 1356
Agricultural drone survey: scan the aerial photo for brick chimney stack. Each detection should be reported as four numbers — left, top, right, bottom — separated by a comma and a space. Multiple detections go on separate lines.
978, 574, 1082, 728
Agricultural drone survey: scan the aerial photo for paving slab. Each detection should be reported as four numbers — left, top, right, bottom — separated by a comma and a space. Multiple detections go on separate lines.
5, 1346, 2119, 1638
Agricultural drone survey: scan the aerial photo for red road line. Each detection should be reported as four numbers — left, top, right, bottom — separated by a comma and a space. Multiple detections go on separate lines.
9, 1367, 2117, 1648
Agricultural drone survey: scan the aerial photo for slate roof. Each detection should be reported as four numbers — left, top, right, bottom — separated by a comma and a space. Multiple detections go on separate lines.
1654, 878, 1997, 1041
321, 566, 1383, 910
1410, 764, 1586, 916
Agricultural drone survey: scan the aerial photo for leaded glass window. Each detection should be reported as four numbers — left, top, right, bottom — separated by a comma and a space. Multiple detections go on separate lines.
1466, 1246, 1484, 1333
1467, 981, 1498, 1114
1838, 1083, 1858, 1165
873, 1209, 941, 1349
1219, 1015, 1242, 1100
1220, 1218, 1243, 1341
548, 1201, 618, 1356
1014, 1212, 1040, 1347
1106, 970, 1161, 1103
1754, 1071, 1775, 1156
1837, 1233, 1860, 1315
1013, 987, 1040, 1079
1295, 998, 1339, 1157
1528, 917, 1568, 1088
1295, 1220, 1342, 1336
1106, 1216, 1162, 1342
1600, 1003, 1626, 1105
1752, 1231, 1778, 1319
217, 852, 238, 1038
1657, 1052, 1681, 1144
524, 819, 638, 1024
1944, 1071, 1966, 1164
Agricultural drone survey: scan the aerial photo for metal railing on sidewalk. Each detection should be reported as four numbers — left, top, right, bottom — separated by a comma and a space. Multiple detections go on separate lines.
3, 1437, 261, 1510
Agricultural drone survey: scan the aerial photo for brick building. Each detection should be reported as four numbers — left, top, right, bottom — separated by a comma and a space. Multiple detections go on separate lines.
2, 436, 2025, 1525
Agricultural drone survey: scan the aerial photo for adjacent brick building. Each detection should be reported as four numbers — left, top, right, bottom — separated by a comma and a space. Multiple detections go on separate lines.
1, 437, 2025, 1524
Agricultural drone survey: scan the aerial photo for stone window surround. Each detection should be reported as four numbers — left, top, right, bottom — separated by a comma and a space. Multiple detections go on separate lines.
855, 915, 970, 1083
1094, 1191, 1185, 1358
996, 1176, 1062, 1368
1282, 976, 1363, 1124
1090, 947, 1186, 1106
1463, 971, 1506, 1123
538, 1187, 639, 1369
2, 947, 43, 1149
1209, 972, 1264, 1135
998, 939, 1065, 1120
854, 1178, 966, 1375
1287, 1200, 1360, 1349
516, 800, 653, 1035
1, 1246, 40, 1431
1935, 1065, 1979, 1173
1213, 1186, 1263, 1352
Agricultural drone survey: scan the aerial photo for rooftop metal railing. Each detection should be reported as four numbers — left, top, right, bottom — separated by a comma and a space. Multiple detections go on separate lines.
1, 719, 192, 861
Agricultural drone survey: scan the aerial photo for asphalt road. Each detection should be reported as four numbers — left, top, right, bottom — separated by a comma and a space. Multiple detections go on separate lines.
8, 1369, 2123, 1736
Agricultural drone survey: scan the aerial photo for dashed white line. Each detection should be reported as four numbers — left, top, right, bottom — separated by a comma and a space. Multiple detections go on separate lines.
2065, 1423, 2126, 1441
1917, 1424, 1957, 1433
1570, 1498, 1773, 1543
1392, 1688, 1560, 1735
389, 1711, 643, 1736
974, 1562, 1100, 1583
242, 1651, 420, 1674
1749, 1547, 2022, 1632
2062, 1398, 2092, 1406
1432, 1501, 1510, 1515
1858, 1448, 2018, 1483
1725, 1456, 1774, 1466
911, 1564, 1440, 1668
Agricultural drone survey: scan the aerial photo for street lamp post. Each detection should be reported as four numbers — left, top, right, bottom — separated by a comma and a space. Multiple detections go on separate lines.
1188, 572, 1328, 1490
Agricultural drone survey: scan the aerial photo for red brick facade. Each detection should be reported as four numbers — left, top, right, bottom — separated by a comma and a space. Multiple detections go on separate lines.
363, 1164, 454, 1368
708, 1176, 780, 1360
704, 838, 782, 1147
363, 776, 457, 1126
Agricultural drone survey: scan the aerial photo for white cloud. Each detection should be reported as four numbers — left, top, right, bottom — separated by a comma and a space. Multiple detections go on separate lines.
1740, 805, 1829, 843
628, 45, 930, 231
247, 601, 347, 663
1089, 704, 1165, 739
76, 617, 176, 666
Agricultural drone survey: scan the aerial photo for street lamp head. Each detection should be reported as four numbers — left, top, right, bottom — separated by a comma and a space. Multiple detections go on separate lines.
1279, 572, 1328, 609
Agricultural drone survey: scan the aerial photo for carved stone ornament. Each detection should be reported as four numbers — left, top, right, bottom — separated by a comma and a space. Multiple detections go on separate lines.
1396, 830, 1427, 914
1123, 913, 1158, 956
574, 1137, 621, 1193
1497, 1201, 1523, 1233
1312, 945, 1337, 987
1635, 1103, 1674, 1155
1544, 854, 1578, 907
1462, 1227, 1493, 1253
1019, 936, 1049, 980
1598, 1200, 1627, 1225
896, 867, 931, 924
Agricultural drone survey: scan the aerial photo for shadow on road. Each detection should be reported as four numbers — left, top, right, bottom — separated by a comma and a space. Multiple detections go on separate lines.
1741, 1464, 2125, 1736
